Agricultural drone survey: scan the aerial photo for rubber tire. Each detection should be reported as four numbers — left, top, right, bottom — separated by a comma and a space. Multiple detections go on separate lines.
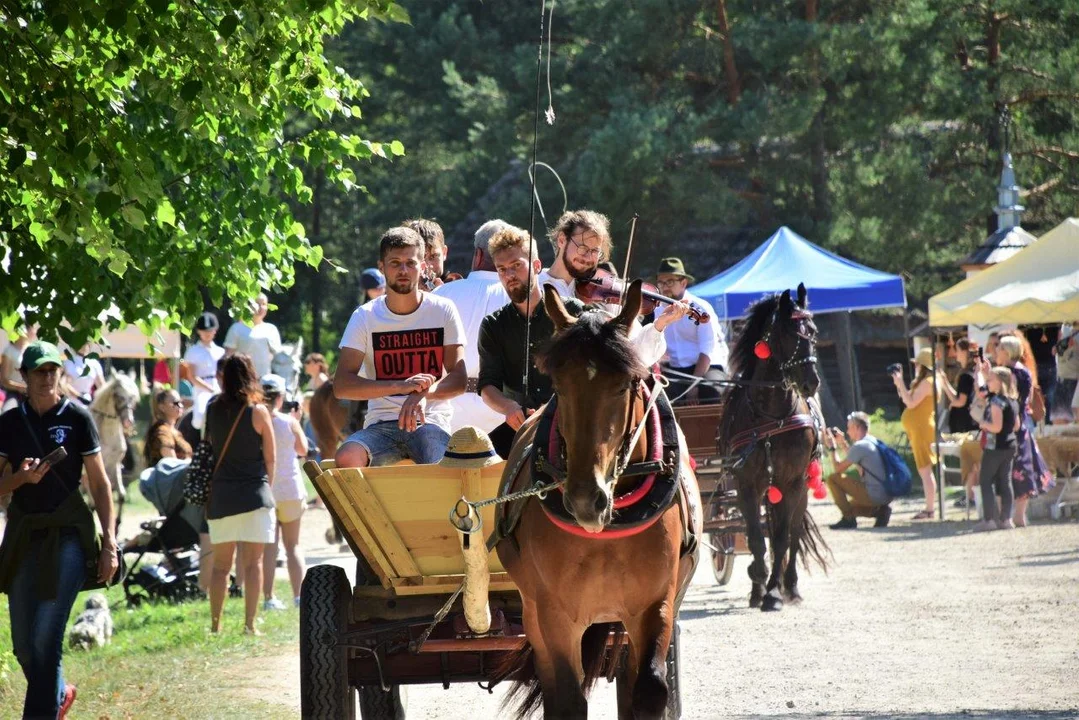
300, 564, 355, 720
710, 532, 737, 586
664, 620, 683, 720
358, 686, 406, 720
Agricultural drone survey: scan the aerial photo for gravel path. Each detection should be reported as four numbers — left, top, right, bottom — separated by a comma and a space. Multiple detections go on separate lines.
270, 498, 1079, 719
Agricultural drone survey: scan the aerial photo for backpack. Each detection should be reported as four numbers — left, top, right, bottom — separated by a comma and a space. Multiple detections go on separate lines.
869, 438, 913, 498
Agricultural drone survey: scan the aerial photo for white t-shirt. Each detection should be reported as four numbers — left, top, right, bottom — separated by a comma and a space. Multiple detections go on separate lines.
271, 412, 305, 502
63, 356, 104, 396
225, 321, 281, 377
433, 271, 509, 432
339, 294, 466, 432
2, 344, 23, 387
184, 341, 225, 429
537, 270, 667, 367
661, 291, 727, 369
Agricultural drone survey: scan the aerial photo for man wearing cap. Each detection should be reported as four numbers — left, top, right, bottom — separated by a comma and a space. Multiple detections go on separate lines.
0, 341, 118, 719
334, 227, 467, 468
655, 257, 727, 405
360, 268, 386, 304
184, 312, 225, 430
433, 220, 513, 434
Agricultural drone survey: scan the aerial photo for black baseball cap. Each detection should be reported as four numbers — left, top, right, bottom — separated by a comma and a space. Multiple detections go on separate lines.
195, 312, 220, 331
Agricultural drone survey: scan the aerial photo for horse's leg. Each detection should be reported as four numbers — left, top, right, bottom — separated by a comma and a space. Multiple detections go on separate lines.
762, 499, 790, 613
615, 643, 638, 720
522, 598, 588, 719
740, 487, 768, 608
784, 493, 807, 604
623, 597, 676, 720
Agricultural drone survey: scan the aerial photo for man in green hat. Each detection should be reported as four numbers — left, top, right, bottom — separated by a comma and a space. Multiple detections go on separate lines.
0, 340, 118, 718
655, 257, 727, 405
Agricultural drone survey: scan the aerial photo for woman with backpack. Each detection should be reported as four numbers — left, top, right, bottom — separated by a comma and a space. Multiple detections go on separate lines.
972, 367, 1020, 532
205, 354, 277, 635
894, 347, 939, 520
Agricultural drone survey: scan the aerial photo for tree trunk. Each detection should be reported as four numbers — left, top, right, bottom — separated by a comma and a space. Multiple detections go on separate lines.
985, 10, 1004, 236
806, 0, 830, 226
716, 0, 741, 105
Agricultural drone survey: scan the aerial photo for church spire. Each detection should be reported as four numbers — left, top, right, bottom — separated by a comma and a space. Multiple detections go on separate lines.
994, 152, 1024, 232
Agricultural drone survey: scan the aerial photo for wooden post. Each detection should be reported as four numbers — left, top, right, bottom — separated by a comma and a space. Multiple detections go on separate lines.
834, 311, 858, 414
930, 332, 945, 521
457, 467, 491, 635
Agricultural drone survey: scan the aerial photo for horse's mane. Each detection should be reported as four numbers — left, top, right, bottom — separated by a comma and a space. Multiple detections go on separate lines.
539, 310, 647, 381
728, 294, 781, 377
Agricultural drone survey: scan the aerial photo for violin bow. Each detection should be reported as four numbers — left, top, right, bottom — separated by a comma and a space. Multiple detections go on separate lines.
620, 213, 639, 305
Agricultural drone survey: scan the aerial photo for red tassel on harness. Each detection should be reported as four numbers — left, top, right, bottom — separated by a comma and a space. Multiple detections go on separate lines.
754, 340, 772, 360
812, 485, 828, 500
766, 485, 783, 504
807, 459, 823, 486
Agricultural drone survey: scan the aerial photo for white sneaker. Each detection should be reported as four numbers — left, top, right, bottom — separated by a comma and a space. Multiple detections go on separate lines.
263, 598, 287, 611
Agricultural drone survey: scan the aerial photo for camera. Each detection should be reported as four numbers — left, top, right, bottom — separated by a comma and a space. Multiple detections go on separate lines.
886, 362, 902, 376
282, 400, 300, 414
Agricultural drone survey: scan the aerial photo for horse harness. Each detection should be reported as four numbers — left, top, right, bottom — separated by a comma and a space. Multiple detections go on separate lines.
492, 381, 700, 557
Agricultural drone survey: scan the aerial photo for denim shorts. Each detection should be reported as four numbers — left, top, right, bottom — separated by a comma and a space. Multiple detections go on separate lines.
342, 421, 451, 466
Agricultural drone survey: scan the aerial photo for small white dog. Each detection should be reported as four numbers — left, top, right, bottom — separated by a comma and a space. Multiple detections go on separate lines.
68, 593, 113, 650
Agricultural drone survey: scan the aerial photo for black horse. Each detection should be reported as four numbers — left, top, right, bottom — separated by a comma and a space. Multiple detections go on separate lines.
717, 284, 830, 611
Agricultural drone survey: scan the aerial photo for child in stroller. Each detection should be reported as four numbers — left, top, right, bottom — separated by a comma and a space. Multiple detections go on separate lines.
123, 459, 205, 605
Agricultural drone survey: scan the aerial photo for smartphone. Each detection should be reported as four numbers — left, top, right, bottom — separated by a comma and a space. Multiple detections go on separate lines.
40, 445, 68, 467
977, 347, 984, 362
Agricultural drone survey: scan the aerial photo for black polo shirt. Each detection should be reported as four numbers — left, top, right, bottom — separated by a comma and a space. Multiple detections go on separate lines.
0, 399, 100, 513
477, 297, 587, 411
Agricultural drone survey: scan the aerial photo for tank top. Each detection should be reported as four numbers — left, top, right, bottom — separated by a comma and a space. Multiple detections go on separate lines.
271, 412, 305, 502
984, 394, 1018, 450
205, 400, 274, 520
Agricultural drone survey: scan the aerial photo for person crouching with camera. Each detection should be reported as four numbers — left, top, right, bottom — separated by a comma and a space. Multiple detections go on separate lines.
0, 341, 119, 719
822, 411, 893, 529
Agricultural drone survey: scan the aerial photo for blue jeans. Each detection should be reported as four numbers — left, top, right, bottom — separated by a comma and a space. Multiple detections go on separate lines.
342, 421, 451, 466
8, 530, 86, 719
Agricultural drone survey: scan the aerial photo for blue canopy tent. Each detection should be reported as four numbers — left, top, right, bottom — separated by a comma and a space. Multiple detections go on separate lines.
690, 226, 907, 320
689, 226, 908, 415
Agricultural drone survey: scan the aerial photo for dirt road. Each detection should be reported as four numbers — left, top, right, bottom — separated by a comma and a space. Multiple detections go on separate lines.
262, 498, 1079, 719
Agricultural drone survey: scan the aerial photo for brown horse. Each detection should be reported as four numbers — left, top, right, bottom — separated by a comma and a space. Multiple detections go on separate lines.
307, 380, 350, 461
496, 282, 700, 719
717, 284, 829, 612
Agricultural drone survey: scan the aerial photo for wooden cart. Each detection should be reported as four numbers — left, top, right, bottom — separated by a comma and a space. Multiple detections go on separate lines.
299, 459, 684, 719
673, 402, 748, 586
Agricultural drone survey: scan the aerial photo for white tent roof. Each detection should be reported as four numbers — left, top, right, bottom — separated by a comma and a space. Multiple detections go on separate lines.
928, 218, 1079, 327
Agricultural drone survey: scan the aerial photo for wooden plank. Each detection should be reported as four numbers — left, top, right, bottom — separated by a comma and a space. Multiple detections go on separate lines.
313, 469, 394, 588
389, 573, 517, 596
347, 472, 423, 579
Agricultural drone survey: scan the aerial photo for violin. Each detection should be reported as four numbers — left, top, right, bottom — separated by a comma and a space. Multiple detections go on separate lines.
574, 268, 711, 325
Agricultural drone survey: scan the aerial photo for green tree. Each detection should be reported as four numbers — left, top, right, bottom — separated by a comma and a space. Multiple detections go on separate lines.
0, 0, 406, 347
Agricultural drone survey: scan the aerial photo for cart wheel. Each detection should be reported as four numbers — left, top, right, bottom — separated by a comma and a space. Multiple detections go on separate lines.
710, 532, 736, 586
663, 620, 683, 720
301, 564, 355, 720
358, 686, 406, 720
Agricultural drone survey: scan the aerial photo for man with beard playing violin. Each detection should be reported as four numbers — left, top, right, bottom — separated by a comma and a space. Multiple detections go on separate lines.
480, 226, 687, 458
538, 209, 677, 369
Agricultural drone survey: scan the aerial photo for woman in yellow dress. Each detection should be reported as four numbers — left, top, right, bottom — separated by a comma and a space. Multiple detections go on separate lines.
894, 347, 938, 519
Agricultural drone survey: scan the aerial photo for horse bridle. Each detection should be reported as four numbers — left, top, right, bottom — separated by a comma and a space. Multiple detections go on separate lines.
759, 305, 818, 397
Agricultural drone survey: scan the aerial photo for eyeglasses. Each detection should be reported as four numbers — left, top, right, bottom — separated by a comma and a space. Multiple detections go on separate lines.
568, 237, 604, 261
655, 278, 685, 288
170, 401, 184, 408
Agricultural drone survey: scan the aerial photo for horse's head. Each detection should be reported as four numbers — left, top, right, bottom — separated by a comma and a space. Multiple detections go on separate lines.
539, 281, 648, 532
272, 339, 304, 397
735, 283, 820, 398
93, 370, 141, 430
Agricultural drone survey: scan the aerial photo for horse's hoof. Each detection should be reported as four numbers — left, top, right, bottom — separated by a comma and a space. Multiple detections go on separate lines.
784, 592, 804, 605
761, 594, 784, 612
749, 591, 763, 608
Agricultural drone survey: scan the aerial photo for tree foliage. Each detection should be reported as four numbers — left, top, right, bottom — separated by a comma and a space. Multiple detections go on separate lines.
0, 0, 406, 346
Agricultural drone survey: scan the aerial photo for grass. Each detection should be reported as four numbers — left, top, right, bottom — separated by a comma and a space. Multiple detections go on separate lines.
0, 579, 301, 719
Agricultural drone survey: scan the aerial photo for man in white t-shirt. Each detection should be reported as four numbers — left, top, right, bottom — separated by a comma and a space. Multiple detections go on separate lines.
654, 257, 727, 405
63, 345, 106, 403
334, 226, 467, 468
537, 209, 669, 366
223, 293, 282, 377
432, 219, 512, 433
185, 311, 226, 429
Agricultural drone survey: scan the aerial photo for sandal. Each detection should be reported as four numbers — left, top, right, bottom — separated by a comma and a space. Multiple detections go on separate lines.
912, 510, 935, 521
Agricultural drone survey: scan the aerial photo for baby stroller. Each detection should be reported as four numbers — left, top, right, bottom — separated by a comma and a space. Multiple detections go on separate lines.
122, 459, 205, 606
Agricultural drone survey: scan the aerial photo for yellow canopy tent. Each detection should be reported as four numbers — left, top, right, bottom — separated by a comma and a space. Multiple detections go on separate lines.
928, 218, 1079, 327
